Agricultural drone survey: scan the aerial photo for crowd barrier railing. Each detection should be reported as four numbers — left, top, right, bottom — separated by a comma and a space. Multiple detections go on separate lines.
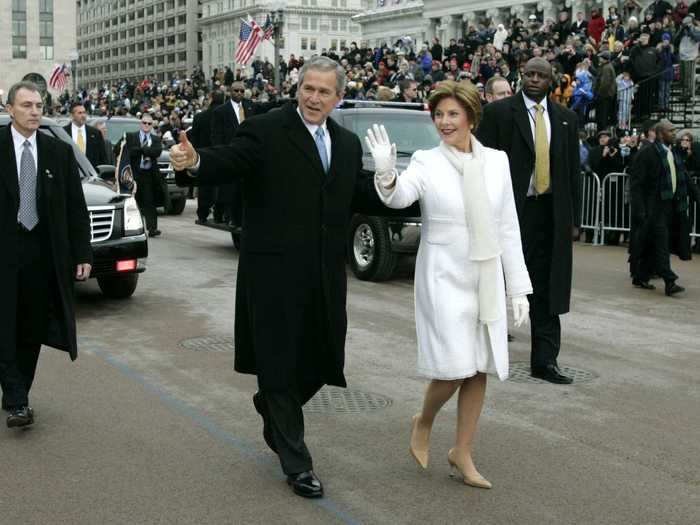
600, 172, 632, 240
580, 171, 602, 245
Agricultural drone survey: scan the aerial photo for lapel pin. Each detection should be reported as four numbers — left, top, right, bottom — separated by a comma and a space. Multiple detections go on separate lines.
46, 169, 54, 179
562, 122, 568, 126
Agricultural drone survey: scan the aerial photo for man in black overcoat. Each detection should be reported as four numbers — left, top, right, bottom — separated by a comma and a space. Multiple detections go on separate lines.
188, 90, 224, 224
210, 81, 255, 226
0, 82, 92, 427
63, 102, 108, 170
476, 57, 581, 384
126, 113, 163, 236
628, 119, 700, 295
171, 56, 379, 498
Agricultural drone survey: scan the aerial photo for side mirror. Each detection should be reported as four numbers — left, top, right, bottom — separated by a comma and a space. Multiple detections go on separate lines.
97, 164, 116, 182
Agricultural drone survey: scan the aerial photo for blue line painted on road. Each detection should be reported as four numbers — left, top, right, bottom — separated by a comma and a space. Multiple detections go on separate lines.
80, 337, 362, 525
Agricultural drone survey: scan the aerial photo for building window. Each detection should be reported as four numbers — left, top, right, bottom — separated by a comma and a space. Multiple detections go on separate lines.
340, 39, 346, 49
340, 19, 347, 31
301, 17, 308, 30
310, 18, 317, 30
310, 38, 317, 51
39, 45, 53, 59
340, 0, 347, 6
331, 18, 338, 31
330, 39, 338, 50
331, 0, 337, 6
12, 0, 28, 59
301, 37, 308, 50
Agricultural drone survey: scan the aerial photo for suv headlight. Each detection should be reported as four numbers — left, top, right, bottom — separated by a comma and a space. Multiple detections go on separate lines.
124, 196, 144, 236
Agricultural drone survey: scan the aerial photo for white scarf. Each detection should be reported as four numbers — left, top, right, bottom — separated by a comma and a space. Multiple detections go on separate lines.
439, 136, 502, 323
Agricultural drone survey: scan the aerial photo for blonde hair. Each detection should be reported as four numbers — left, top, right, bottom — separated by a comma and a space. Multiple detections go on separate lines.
428, 80, 482, 129
376, 86, 395, 101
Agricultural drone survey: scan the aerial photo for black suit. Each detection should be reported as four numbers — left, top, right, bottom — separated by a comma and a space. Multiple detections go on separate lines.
210, 99, 256, 225
629, 143, 700, 284
126, 132, 162, 232
477, 93, 581, 370
177, 102, 380, 475
0, 125, 92, 410
187, 107, 218, 221
63, 123, 108, 169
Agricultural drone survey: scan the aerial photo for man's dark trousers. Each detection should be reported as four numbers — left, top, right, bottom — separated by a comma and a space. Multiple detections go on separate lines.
651, 200, 678, 285
0, 226, 47, 409
135, 171, 158, 231
522, 194, 561, 369
260, 279, 325, 475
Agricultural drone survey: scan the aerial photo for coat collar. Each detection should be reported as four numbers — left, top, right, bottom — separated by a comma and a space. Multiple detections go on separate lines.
1, 125, 50, 207
282, 102, 343, 183
512, 92, 564, 156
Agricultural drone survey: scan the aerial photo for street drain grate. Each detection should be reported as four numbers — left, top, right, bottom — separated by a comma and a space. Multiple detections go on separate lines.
304, 387, 392, 413
180, 336, 233, 352
507, 362, 597, 384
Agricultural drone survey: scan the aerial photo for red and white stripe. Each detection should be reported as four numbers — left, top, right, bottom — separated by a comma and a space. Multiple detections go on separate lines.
48, 64, 68, 91
235, 21, 264, 66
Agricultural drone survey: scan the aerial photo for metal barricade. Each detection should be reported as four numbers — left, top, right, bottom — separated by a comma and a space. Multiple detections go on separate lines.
691, 198, 699, 243
600, 172, 631, 241
580, 171, 602, 245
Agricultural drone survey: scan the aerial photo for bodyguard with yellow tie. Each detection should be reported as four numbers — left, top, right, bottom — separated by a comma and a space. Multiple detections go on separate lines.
63, 102, 108, 170
477, 58, 581, 384
629, 119, 700, 297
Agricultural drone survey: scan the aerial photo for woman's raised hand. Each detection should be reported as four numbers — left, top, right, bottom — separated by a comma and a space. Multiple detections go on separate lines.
365, 124, 397, 175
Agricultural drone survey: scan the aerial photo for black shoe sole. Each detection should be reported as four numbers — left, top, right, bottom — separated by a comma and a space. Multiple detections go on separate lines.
7, 417, 33, 428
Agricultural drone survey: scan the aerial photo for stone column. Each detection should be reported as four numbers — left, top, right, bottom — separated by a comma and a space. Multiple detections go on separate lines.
421, 18, 435, 46
486, 8, 501, 26
510, 5, 527, 22
462, 11, 476, 31
439, 15, 453, 43
538, 0, 556, 22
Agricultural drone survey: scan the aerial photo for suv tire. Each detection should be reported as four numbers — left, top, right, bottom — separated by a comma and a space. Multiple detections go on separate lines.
167, 197, 187, 215
348, 214, 397, 281
97, 274, 139, 299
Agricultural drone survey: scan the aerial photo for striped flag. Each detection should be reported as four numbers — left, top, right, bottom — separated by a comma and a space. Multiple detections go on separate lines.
235, 19, 264, 66
49, 63, 70, 92
262, 15, 274, 40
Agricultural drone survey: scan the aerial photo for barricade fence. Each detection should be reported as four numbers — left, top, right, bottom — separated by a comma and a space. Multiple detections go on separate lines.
582, 171, 699, 246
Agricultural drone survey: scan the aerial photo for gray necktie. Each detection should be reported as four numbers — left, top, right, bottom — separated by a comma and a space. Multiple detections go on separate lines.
19, 140, 39, 231
141, 134, 151, 170
314, 127, 329, 174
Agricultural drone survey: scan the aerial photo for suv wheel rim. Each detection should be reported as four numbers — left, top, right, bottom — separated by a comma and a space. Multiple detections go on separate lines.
353, 223, 375, 270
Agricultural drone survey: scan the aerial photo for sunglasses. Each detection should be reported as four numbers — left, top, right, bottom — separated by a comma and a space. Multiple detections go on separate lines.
141, 121, 153, 125
232, 89, 245, 93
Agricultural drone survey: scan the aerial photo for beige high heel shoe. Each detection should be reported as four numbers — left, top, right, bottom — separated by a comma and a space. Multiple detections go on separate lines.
447, 448, 492, 489
409, 414, 430, 469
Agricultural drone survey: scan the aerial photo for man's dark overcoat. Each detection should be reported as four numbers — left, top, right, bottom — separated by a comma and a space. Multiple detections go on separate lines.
629, 143, 700, 263
476, 92, 581, 315
0, 126, 92, 360
178, 102, 376, 391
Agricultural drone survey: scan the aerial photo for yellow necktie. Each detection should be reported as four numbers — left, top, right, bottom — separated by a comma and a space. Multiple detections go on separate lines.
77, 130, 85, 154
238, 105, 245, 123
667, 148, 677, 194
534, 104, 550, 194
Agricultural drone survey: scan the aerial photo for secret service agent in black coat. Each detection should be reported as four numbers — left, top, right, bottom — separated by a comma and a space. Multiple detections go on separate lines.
63, 123, 108, 169
0, 125, 92, 413
176, 101, 383, 481
125, 131, 163, 234
628, 139, 700, 291
477, 90, 581, 378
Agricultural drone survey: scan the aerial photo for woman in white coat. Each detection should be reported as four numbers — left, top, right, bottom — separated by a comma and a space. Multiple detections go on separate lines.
365, 81, 532, 489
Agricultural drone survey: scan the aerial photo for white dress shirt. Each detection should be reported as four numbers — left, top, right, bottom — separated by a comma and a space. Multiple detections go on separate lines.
522, 92, 552, 196
296, 107, 332, 166
11, 125, 38, 180
71, 123, 86, 147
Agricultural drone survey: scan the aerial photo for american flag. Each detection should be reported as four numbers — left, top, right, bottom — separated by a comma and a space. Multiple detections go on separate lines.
48, 63, 70, 92
235, 20, 264, 66
262, 15, 274, 40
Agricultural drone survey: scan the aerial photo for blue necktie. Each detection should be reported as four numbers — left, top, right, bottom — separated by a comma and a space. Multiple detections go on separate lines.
315, 127, 329, 174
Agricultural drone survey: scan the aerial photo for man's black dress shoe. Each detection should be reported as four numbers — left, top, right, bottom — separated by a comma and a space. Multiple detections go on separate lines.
665, 283, 685, 296
149, 229, 162, 237
286, 470, 324, 498
531, 364, 573, 384
633, 279, 655, 290
195, 219, 208, 225
253, 393, 277, 454
7, 406, 34, 428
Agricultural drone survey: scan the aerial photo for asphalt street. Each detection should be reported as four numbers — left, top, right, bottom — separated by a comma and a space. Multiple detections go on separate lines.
2, 200, 699, 525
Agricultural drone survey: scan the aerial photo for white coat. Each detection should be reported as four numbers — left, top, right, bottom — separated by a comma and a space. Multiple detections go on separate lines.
376, 145, 532, 380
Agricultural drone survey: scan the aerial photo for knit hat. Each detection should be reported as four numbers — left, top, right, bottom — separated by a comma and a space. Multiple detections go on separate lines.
662, 33, 671, 41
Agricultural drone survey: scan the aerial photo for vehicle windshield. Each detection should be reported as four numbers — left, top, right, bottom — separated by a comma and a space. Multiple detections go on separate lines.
101, 118, 141, 146
350, 112, 441, 155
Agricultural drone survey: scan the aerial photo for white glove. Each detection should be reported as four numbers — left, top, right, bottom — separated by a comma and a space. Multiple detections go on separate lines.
365, 124, 397, 187
511, 296, 530, 328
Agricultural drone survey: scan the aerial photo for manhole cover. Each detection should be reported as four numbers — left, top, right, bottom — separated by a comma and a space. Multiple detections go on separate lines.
304, 387, 392, 413
507, 362, 597, 384
180, 336, 233, 352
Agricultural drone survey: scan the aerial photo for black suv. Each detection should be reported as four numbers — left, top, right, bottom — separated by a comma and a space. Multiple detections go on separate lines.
332, 102, 439, 280
0, 114, 148, 298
